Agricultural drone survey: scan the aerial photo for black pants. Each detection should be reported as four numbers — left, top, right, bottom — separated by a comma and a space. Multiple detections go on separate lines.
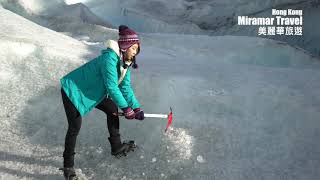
61, 88, 120, 167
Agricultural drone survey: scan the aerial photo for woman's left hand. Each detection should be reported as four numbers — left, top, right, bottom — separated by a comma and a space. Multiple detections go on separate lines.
134, 108, 144, 120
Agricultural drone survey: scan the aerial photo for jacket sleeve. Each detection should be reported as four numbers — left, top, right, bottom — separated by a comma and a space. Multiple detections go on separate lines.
101, 54, 128, 109
119, 68, 140, 109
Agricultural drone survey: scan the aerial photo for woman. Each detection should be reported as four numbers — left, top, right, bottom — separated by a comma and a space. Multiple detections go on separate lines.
59, 25, 144, 179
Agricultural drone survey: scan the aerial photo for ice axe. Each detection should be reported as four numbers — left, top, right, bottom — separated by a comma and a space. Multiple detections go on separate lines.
118, 107, 173, 132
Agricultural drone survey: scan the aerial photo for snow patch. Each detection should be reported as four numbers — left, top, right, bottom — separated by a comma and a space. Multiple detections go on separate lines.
65, 0, 87, 5
164, 128, 194, 160
0, 69, 15, 83
5, 42, 36, 58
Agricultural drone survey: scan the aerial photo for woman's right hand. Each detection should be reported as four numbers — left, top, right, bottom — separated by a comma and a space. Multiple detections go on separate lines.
122, 107, 135, 119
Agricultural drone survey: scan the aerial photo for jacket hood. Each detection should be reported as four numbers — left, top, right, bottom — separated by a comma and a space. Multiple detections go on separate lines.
101, 39, 132, 85
102, 40, 120, 57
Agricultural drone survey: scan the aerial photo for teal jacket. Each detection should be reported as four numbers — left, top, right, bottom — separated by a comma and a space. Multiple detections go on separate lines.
60, 40, 140, 116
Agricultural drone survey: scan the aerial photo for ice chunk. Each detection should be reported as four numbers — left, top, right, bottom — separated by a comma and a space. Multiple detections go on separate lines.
96, 147, 103, 154
152, 157, 157, 163
196, 155, 206, 163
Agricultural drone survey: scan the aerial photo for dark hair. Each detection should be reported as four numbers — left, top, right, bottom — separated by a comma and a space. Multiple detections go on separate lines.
132, 57, 138, 69
121, 53, 138, 69
132, 46, 140, 69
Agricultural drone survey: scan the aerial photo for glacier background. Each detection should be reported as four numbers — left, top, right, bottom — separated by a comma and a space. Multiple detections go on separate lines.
0, 0, 320, 179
